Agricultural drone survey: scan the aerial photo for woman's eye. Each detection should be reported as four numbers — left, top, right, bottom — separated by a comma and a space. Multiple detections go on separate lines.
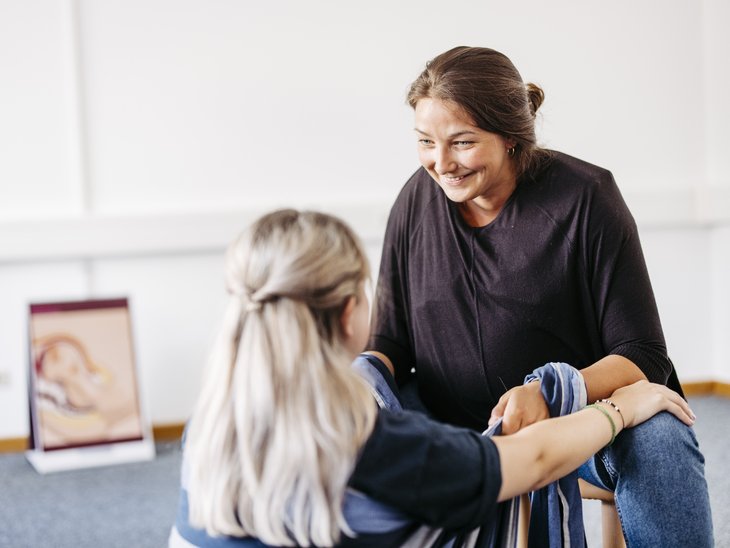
454, 141, 474, 146
418, 139, 433, 146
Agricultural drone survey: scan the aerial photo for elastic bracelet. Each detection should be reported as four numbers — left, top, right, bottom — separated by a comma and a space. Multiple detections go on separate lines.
585, 403, 617, 446
596, 398, 625, 429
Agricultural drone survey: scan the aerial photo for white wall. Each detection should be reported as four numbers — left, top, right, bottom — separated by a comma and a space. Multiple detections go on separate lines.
0, 0, 728, 439
711, 227, 730, 383
641, 229, 713, 383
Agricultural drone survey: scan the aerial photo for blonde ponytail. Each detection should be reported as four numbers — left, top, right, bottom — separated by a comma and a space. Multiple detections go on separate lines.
185, 210, 376, 546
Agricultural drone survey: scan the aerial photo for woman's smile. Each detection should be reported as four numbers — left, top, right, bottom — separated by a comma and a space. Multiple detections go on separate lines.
441, 173, 472, 185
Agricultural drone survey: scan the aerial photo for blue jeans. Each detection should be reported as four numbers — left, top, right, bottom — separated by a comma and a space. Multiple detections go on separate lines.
578, 411, 713, 547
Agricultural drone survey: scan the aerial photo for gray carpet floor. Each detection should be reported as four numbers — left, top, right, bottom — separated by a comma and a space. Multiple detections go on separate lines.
0, 396, 727, 548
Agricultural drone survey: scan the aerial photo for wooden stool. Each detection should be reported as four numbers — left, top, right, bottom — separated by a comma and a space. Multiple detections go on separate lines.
515, 482, 626, 547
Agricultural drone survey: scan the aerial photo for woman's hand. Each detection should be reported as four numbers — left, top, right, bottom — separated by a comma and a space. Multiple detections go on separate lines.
488, 380, 549, 434
608, 380, 696, 428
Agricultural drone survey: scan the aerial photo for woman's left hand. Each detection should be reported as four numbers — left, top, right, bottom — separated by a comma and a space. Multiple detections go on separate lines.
609, 380, 695, 428
489, 381, 549, 434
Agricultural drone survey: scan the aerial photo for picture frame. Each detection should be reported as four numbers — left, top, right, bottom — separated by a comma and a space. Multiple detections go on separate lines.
25, 298, 155, 473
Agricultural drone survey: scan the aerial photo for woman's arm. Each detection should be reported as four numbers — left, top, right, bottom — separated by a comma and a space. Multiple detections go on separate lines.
489, 354, 646, 434
492, 380, 694, 502
364, 351, 395, 376
580, 354, 646, 401
350, 380, 693, 531
491, 173, 672, 434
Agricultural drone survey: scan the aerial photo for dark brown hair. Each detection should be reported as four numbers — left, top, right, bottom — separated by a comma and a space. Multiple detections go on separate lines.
407, 46, 550, 179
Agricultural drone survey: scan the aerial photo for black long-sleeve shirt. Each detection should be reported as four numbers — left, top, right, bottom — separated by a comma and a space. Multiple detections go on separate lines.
370, 152, 681, 431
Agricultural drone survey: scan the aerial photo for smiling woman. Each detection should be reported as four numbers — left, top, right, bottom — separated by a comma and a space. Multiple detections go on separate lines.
365, 45, 714, 547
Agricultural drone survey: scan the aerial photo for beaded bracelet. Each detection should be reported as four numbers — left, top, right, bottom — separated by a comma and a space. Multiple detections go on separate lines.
596, 398, 626, 429
585, 403, 617, 446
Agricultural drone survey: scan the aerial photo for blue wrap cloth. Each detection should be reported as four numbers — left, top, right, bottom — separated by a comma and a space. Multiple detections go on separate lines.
523, 362, 588, 548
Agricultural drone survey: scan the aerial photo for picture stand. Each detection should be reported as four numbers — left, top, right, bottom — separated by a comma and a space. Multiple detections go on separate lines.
25, 438, 155, 474
25, 298, 155, 474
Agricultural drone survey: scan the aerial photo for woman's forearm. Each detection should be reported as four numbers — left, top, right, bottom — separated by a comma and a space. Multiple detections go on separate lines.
492, 379, 695, 502
492, 402, 622, 502
580, 354, 646, 402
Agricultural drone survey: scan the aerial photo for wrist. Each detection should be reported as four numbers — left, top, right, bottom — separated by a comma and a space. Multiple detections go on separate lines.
593, 400, 625, 436
585, 402, 622, 446
596, 398, 625, 429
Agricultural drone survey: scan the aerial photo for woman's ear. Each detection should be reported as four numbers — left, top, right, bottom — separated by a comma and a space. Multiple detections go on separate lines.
340, 295, 357, 338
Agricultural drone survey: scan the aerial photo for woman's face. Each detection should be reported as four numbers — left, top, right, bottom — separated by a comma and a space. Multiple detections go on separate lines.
414, 98, 517, 211
344, 283, 371, 358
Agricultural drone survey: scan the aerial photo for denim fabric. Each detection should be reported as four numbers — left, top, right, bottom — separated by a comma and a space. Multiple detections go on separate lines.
578, 412, 714, 547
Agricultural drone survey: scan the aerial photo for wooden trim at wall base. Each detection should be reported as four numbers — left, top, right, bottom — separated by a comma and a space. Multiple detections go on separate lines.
711, 382, 730, 398
0, 422, 187, 454
153, 422, 186, 441
0, 437, 29, 453
682, 381, 730, 397
682, 382, 716, 396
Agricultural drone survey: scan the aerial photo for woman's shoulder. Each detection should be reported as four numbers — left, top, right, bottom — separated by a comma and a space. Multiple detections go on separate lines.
536, 151, 615, 188
524, 151, 635, 233
525, 150, 627, 211
393, 167, 442, 209
384, 167, 447, 236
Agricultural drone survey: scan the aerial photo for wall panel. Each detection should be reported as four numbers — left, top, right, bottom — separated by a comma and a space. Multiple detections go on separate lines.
0, 0, 82, 218
0, 261, 89, 438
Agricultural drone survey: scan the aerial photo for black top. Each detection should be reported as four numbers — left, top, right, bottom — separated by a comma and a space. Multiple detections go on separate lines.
174, 409, 502, 547
351, 409, 502, 530
370, 152, 682, 430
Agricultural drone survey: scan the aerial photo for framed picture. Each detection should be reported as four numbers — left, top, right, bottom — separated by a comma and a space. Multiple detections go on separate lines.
26, 298, 154, 472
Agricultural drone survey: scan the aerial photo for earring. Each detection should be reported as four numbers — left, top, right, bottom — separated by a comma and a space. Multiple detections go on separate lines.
507, 146, 516, 158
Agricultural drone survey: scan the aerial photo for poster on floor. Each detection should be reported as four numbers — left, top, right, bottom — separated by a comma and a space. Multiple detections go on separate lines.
26, 298, 155, 473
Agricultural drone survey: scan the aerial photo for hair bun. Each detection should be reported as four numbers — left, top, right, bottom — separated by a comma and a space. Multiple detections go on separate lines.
526, 83, 545, 116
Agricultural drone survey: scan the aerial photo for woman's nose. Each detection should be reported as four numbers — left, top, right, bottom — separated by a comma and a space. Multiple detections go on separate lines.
434, 147, 456, 174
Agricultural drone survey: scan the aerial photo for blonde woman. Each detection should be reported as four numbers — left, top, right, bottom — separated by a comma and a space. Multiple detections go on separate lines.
170, 209, 694, 548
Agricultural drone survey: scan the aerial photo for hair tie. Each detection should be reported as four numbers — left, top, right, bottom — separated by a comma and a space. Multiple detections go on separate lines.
238, 292, 262, 313
245, 301, 261, 313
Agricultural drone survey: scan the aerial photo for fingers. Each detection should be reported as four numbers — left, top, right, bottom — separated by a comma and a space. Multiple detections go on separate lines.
488, 402, 506, 428
657, 384, 696, 426
500, 407, 523, 435
613, 381, 697, 428
488, 389, 513, 427
665, 400, 695, 426
489, 384, 548, 434
489, 403, 524, 434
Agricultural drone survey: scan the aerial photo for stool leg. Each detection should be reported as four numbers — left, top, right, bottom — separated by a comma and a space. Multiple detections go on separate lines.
516, 493, 530, 548
579, 479, 626, 548
601, 500, 626, 548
